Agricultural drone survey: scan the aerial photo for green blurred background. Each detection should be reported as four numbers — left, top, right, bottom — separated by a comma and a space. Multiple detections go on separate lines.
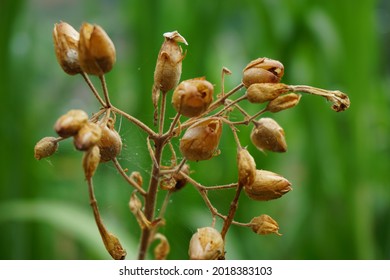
1, 0, 389, 260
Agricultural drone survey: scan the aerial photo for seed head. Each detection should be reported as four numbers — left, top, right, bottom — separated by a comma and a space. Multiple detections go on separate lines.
250, 117, 287, 153
188, 227, 224, 260
82, 145, 100, 179
244, 169, 292, 201
250, 214, 282, 236
172, 77, 214, 117
53, 22, 82, 75
237, 147, 256, 187
266, 93, 301, 113
34, 137, 59, 160
54, 109, 89, 138
78, 23, 116, 75
97, 119, 122, 162
246, 83, 289, 104
180, 118, 223, 161
73, 122, 102, 151
242, 57, 284, 88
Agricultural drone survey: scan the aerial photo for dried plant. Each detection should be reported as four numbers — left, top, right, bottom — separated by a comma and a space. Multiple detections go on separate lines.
34, 22, 350, 260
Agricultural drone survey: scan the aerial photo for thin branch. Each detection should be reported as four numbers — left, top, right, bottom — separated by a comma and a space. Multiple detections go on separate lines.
99, 74, 111, 108
112, 157, 146, 196
81, 72, 106, 107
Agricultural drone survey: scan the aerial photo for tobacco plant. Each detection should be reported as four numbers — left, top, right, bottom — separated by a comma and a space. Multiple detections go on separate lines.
34, 22, 350, 260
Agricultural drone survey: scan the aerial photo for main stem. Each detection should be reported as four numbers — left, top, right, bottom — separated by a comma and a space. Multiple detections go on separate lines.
137, 138, 164, 260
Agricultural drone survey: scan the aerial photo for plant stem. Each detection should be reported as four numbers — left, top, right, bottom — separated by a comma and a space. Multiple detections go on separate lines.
220, 184, 243, 240
81, 72, 106, 107
99, 75, 111, 108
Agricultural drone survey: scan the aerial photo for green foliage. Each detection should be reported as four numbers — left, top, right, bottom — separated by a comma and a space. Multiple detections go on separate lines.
1, 0, 389, 259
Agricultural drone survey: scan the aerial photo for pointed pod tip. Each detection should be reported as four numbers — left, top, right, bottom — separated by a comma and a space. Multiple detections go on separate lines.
163, 31, 188, 45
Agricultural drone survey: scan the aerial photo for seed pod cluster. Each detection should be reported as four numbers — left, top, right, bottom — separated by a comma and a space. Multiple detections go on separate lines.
188, 227, 224, 260
251, 117, 287, 153
180, 118, 223, 161
53, 21, 116, 76
244, 169, 292, 201
172, 77, 214, 117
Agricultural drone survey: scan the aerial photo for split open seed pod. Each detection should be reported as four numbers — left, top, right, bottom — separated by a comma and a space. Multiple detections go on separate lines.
188, 227, 224, 260
242, 57, 284, 88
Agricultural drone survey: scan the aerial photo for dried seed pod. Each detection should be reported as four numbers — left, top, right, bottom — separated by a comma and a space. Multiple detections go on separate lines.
242, 57, 284, 88
173, 163, 190, 191
180, 118, 223, 161
172, 77, 214, 117
82, 145, 100, 179
153, 233, 170, 260
250, 214, 282, 236
97, 120, 122, 162
103, 232, 127, 260
266, 93, 301, 113
244, 169, 292, 201
54, 109, 89, 138
237, 147, 256, 187
73, 122, 102, 151
52, 22, 82, 75
34, 137, 59, 160
78, 22, 116, 75
251, 117, 287, 153
246, 83, 289, 104
188, 227, 224, 260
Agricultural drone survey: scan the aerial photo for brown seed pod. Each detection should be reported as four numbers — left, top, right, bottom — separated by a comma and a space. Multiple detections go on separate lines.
97, 120, 122, 162
82, 145, 100, 179
179, 118, 223, 161
172, 77, 214, 117
73, 122, 102, 151
250, 214, 282, 236
244, 169, 292, 201
78, 22, 116, 75
188, 227, 224, 260
246, 83, 289, 104
266, 93, 301, 113
237, 147, 256, 187
242, 57, 284, 88
52, 22, 82, 75
54, 109, 89, 138
34, 137, 59, 160
250, 117, 287, 153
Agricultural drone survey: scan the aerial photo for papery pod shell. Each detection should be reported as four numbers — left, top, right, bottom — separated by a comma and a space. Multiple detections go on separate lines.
242, 57, 284, 88
82, 145, 100, 179
73, 122, 102, 151
250, 214, 282, 236
244, 169, 292, 201
237, 147, 256, 187
172, 77, 214, 117
34, 137, 59, 160
266, 93, 301, 113
78, 23, 116, 75
246, 83, 288, 104
97, 121, 122, 162
250, 117, 287, 153
54, 109, 89, 138
188, 227, 224, 260
179, 118, 223, 161
53, 22, 82, 75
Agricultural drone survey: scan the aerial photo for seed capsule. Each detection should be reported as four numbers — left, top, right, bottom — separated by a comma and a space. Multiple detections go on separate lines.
34, 137, 59, 160
188, 227, 224, 260
53, 22, 82, 75
73, 122, 102, 151
250, 214, 282, 236
180, 118, 223, 161
250, 117, 287, 153
244, 169, 292, 201
237, 147, 256, 187
172, 77, 214, 117
54, 109, 89, 138
242, 57, 284, 88
246, 83, 289, 104
82, 145, 100, 179
266, 93, 301, 113
78, 22, 116, 75
97, 119, 122, 162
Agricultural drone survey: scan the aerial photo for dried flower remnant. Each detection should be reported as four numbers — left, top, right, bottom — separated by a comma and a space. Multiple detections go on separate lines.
53, 22, 82, 75
188, 227, 225, 260
153, 233, 170, 260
